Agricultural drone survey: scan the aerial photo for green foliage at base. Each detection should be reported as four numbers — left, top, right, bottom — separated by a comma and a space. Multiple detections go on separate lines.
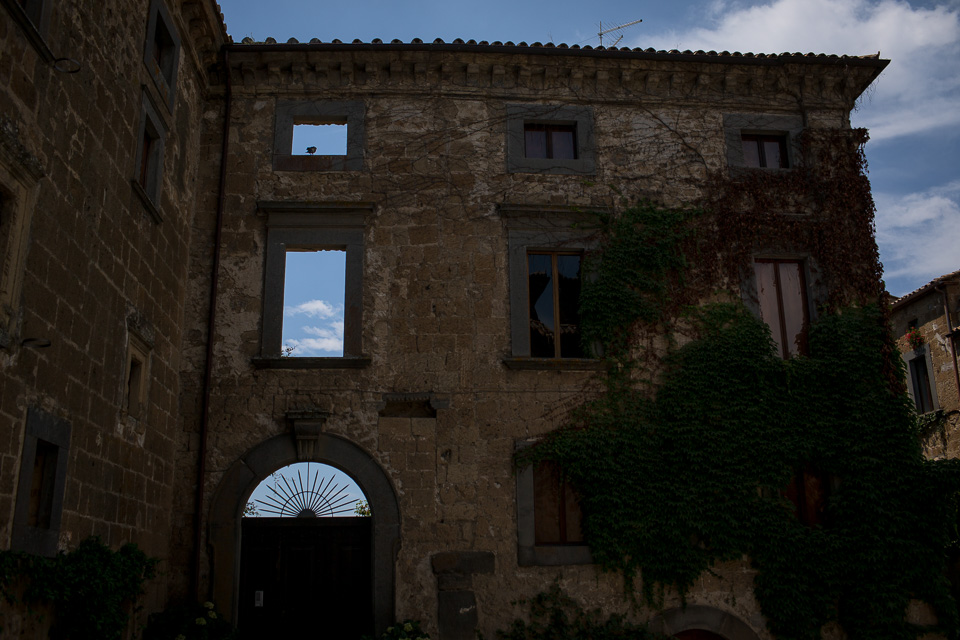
521, 304, 960, 640
142, 600, 235, 640
497, 583, 662, 640
0, 536, 157, 640
364, 619, 431, 640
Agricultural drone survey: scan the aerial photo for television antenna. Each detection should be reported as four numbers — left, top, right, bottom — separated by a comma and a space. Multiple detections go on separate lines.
598, 18, 642, 47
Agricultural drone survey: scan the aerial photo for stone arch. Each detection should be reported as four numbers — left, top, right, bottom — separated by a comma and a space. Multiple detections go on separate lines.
207, 432, 399, 634
647, 606, 762, 640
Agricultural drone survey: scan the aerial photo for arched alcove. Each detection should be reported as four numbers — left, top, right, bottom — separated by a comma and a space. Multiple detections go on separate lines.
648, 605, 762, 640
207, 432, 399, 634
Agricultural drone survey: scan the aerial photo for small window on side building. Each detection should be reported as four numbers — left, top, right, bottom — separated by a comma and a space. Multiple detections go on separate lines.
909, 355, 935, 414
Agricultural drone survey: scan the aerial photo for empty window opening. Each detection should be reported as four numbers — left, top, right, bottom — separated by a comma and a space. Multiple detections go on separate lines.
909, 356, 935, 414
524, 123, 577, 160
152, 15, 176, 82
755, 259, 809, 358
28, 440, 58, 529
138, 127, 158, 190
282, 249, 346, 357
126, 355, 144, 418
533, 461, 584, 545
244, 462, 368, 518
782, 466, 830, 527
741, 134, 788, 168
528, 251, 583, 358
292, 121, 348, 156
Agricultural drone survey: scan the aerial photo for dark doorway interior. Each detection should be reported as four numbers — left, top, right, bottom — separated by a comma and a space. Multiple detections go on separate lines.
238, 517, 372, 638
674, 631, 726, 640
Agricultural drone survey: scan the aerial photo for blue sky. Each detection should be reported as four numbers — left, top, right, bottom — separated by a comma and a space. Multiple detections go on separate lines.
223, 0, 960, 357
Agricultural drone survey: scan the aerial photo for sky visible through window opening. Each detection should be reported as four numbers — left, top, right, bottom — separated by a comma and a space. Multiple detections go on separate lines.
283, 250, 346, 357
292, 123, 347, 155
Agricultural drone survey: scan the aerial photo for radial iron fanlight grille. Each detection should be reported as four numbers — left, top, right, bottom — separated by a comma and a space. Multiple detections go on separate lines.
256, 464, 359, 517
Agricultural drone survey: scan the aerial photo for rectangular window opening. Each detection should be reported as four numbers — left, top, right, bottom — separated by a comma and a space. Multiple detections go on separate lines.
292, 121, 348, 156
741, 134, 788, 168
528, 251, 583, 358
28, 439, 57, 529
909, 356, 935, 414
152, 16, 176, 82
126, 356, 144, 418
282, 249, 346, 357
755, 259, 808, 358
524, 123, 577, 160
139, 127, 159, 191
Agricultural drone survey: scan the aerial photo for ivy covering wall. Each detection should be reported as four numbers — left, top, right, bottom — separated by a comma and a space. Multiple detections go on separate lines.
517, 131, 960, 640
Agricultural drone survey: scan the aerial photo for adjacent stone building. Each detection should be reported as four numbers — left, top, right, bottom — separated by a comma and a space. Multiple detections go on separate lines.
1, 0, 913, 638
890, 270, 960, 458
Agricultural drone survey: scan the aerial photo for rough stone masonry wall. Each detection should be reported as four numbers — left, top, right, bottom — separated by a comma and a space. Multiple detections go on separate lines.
0, 0, 223, 628
181, 46, 880, 637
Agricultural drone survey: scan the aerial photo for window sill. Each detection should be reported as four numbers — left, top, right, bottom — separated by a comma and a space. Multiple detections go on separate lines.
518, 544, 592, 566
130, 180, 163, 224
502, 357, 605, 371
0, 0, 54, 63
273, 155, 361, 172
252, 356, 372, 370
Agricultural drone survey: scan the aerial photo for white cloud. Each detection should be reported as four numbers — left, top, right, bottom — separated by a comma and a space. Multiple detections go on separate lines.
283, 320, 344, 356
875, 180, 960, 293
638, 0, 960, 142
284, 298, 341, 319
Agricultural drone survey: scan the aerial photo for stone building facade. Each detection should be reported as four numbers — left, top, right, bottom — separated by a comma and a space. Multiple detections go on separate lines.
0, 0, 226, 632
0, 0, 906, 638
890, 270, 960, 459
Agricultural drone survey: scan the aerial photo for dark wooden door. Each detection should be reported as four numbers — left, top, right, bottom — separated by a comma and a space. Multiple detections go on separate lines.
238, 517, 373, 639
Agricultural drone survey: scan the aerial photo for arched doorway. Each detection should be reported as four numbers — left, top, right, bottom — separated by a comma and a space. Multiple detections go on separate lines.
674, 631, 726, 640
207, 433, 399, 636
238, 462, 373, 638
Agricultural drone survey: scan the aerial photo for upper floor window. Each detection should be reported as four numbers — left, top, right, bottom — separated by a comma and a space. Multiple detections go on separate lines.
524, 124, 577, 160
755, 259, 809, 358
253, 202, 371, 369
143, 0, 181, 111
273, 101, 365, 172
741, 134, 788, 168
528, 251, 584, 359
506, 105, 595, 175
903, 345, 939, 414
723, 114, 802, 171
131, 91, 166, 222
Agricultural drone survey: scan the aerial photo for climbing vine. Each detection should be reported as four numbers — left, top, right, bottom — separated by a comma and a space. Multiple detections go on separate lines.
0, 537, 157, 640
516, 130, 960, 640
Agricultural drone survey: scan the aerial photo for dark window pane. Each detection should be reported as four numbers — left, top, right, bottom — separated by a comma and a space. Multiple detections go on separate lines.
524, 127, 547, 159
28, 440, 57, 529
528, 254, 555, 358
741, 137, 762, 167
763, 139, 785, 168
563, 480, 584, 543
910, 357, 934, 413
557, 255, 583, 357
550, 129, 576, 159
533, 462, 561, 544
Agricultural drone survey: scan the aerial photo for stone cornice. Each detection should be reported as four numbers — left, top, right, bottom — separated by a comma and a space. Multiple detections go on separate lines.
219, 47, 884, 107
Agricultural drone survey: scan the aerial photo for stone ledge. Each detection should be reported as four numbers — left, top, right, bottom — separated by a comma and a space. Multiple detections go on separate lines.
251, 356, 372, 369
502, 357, 605, 371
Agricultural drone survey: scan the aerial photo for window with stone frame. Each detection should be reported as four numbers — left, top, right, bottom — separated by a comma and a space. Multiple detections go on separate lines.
253, 201, 371, 369
904, 345, 939, 415
132, 92, 167, 221
723, 114, 802, 171
11, 408, 71, 556
273, 101, 365, 172
123, 334, 151, 421
516, 442, 591, 566
142, 0, 181, 111
754, 258, 810, 358
506, 105, 595, 175
1, 0, 55, 59
502, 205, 604, 370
